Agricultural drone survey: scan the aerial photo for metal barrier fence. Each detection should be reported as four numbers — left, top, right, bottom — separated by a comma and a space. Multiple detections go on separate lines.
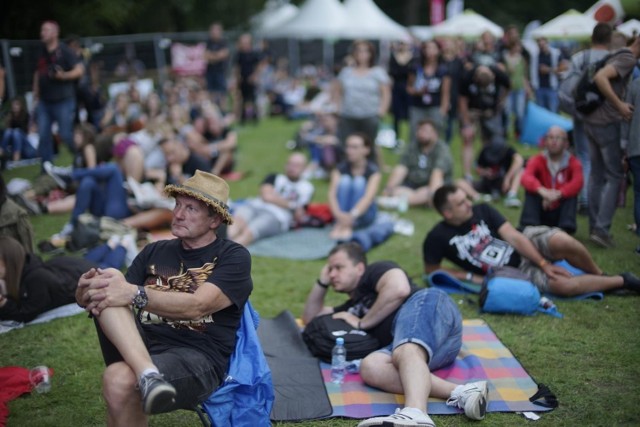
1, 31, 358, 102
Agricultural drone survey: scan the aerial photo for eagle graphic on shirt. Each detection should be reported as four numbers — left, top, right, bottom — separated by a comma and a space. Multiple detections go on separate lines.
137, 258, 217, 331
449, 221, 514, 272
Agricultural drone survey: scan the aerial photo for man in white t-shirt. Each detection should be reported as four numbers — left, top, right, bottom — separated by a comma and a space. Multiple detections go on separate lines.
227, 153, 314, 246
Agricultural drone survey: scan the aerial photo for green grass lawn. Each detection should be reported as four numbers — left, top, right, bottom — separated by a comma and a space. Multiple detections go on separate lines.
2, 116, 640, 426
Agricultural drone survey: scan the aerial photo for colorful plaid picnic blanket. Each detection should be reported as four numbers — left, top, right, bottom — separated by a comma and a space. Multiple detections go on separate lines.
323, 319, 554, 418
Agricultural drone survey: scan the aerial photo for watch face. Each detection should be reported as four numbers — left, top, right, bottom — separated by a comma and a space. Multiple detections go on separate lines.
134, 287, 148, 308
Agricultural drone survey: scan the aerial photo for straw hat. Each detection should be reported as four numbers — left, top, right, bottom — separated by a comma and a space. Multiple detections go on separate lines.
164, 170, 233, 224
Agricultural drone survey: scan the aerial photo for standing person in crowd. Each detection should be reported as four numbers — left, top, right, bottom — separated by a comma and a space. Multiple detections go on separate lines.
204, 22, 229, 108
228, 153, 313, 246
333, 40, 391, 163
458, 65, 511, 181
501, 26, 530, 139
32, 20, 84, 167
387, 41, 414, 141
406, 40, 451, 144
423, 185, 640, 296
76, 171, 253, 423
565, 23, 612, 213
529, 37, 566, 113
584, 36, 640, 248
328, 132, 381, 241
519, 126, 583, 235
379, 119, 453, 209
471, 31, 503, 68
302, 242, 488, 427
0, 236, 98, 323
622, 71, 640, 254
233, 33, 264, 125
440, 38, 465, 144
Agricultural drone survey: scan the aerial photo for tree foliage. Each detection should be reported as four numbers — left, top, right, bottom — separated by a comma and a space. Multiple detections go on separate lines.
1, 0, 634, 40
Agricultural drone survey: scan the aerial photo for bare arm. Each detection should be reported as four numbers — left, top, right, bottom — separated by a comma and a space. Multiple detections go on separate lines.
594, 64, 633, 120
439, 75, 451, 117
302, 265, 333, 324
79, 268, 232, 319
384, 164, 409, 194
424, 262, 482, 284
378, 82, 391, 117
333, 268, 412, 329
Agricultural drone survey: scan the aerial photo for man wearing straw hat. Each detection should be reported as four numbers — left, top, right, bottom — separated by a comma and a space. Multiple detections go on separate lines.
76, 170, 252, 426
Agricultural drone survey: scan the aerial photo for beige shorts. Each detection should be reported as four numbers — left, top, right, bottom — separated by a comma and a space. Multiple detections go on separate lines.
519, 225, 561, 293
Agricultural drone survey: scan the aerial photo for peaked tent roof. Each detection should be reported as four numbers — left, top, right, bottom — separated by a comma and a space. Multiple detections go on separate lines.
530, 9, 598, 40
252, 2, 299, 34
341, 0, 410, 41
264, 0, 349, 39
617, 18, 640, 37
431, 9, 503, 39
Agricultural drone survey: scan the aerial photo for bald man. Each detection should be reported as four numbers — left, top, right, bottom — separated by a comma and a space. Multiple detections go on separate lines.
518, 126, 583, 234
228, 153, 314, 246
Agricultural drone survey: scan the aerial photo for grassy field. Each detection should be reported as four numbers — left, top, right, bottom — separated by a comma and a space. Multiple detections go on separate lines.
2, 116, 640, 427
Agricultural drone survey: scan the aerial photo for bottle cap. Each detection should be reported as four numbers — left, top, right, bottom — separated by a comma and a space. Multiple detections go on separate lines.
336, 337, 344, 345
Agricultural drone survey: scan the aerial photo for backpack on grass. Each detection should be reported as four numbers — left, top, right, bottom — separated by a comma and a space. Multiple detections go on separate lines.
302, 314, 380, 362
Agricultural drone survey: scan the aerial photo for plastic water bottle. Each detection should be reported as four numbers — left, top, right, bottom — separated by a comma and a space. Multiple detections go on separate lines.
331, 337, 347, 384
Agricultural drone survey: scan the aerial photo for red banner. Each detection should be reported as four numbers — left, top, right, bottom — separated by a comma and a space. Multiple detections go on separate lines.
170, 42, 207, 77
430, 0, 445, 25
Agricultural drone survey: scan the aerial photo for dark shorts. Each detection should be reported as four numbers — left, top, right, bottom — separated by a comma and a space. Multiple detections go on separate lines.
95, 316, 220, 411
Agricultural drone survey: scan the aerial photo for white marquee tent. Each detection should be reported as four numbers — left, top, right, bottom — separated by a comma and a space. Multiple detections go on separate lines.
252, 1, 299, 34
431, 9, 503, 39
530, 9, 598, 40
341, 0, 410, 41
264, 0, 348, 40
617, 18, 640, 37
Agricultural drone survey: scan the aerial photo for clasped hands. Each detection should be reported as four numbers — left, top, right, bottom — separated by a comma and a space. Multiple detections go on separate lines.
76, 268, 134, 317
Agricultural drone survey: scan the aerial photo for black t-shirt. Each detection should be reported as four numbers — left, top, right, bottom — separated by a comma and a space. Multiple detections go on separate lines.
409, 63, 450, 108
126, 237, 253, 381
166, 153, 211, 185
423, 204, 521, 274
459, 65, 510, 111
538, 51, 552, 88
333, 261, 419, 346
477, 145, 516, 180
235, 50, 261, 81
35, 42, 81, 102
205, 39, 228, 75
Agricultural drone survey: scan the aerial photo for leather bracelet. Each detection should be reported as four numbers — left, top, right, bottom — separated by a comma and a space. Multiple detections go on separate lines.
316, 279, 329, 289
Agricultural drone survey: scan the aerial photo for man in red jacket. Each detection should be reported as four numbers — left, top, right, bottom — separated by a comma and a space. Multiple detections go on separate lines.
519, 126, 583, 234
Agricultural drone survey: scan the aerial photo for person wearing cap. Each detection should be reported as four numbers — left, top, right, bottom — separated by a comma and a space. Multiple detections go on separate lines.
518, 126, 583, 235
75, 170, 253, 425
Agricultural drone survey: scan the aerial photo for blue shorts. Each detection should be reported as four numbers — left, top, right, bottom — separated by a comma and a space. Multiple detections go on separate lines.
377, 288, 462, 371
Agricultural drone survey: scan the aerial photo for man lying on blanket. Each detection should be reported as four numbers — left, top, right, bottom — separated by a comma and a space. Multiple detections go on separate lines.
302, 241, 487, 427
423, 185, 640, 296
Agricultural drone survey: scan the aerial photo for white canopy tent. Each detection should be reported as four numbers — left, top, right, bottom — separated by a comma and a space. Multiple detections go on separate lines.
252, 1, 299, 34
265, 0, 349, 40
617, 19, 640, 38
431, 9, 504, 39
341, 0, 410, 41
530, 9, 598, 40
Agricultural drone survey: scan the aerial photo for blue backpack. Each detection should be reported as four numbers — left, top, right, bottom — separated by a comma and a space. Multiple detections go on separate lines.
479, 267, 562, 318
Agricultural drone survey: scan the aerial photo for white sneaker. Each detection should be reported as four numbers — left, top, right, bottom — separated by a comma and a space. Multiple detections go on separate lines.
446, 381, 488, 420
393, 219, 415, 236
377, 196, 401, 210
504, 195, 521, 208
357, 407, 435, 427
43, 161, 72, 189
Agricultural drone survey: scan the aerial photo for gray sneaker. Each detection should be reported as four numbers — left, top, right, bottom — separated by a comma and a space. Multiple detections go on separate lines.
43, 161, 72, 189
446, 381, 488, 420
138, 372, 176, 414
589, 229, 615, 248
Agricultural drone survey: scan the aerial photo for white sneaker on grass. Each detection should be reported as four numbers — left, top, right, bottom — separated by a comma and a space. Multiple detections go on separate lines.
357, 407, 435, 427
446, 381, 488, 420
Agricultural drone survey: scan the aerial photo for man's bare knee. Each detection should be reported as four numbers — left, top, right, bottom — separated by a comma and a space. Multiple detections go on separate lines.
360, 352, 389, 384
103, 362, 137, 406
391, 342, 427, 367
